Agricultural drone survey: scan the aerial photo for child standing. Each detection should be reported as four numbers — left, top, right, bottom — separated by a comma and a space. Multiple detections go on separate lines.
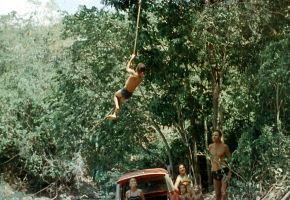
191, 185, 204, 200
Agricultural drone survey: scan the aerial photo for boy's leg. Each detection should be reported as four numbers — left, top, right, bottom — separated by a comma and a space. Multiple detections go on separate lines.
107, 90, 124, 120
114, 90, 123, 114
221, 178, 229, 200
213, 179, 222, 200
114, 90, 125, 115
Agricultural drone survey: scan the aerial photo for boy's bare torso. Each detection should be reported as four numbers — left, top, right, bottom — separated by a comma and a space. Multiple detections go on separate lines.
209, 143, 227, 171
124, 74, 142, 92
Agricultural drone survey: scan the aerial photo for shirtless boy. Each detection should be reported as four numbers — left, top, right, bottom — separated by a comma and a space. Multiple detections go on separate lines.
107, 54, 145, 120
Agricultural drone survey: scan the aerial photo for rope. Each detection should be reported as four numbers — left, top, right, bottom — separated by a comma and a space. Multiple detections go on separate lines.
90, 108, 114, 131
0, 154, 19, 166
30, 180, 58, 197
133, 0, 142, 55
90, 118, 106, 131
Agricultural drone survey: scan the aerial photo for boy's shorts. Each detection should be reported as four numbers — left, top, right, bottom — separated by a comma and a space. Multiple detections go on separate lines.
212, 167, 230, 181
120, 88, 133, 99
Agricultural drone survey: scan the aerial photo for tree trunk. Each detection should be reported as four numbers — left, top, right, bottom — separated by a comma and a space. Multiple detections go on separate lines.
204, 118, 212, 190
150, 119, 174, 176
212, 67, 220, 130
275, 84, 282, 132
140, 86, 174, 176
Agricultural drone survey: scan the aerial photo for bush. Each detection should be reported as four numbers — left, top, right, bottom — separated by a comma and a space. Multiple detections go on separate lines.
229, 125, 289, 199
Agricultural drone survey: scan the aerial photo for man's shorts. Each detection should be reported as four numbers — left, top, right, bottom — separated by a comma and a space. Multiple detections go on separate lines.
212, 167, 230, 181
120, 88, 133, 99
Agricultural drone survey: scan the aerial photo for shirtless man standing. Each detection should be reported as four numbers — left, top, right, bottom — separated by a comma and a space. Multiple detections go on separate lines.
208, 130, 232, 200
107, 54, 145, 120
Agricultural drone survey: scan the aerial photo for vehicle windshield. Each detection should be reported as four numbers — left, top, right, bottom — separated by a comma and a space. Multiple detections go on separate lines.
123, 176, 167, 194
116, 170, 176, 200
138, 177, 167, 193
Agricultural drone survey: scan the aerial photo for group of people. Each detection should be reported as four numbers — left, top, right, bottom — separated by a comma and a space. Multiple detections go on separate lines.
172, 164, 204, 200
175, 130, 232, 200
124, 130, 232, 200
173, 129, 232, 200
108, 57, 232, 199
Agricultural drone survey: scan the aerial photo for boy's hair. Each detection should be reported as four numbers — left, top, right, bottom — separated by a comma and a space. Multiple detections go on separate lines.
136, 63, 146, 73
213, 129, 222, 137
213, 129, 224, 143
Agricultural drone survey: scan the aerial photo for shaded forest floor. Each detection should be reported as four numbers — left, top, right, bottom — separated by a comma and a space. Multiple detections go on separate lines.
0, 182, 290, 200
1, 178, 289, 200
0, 177, 102, 200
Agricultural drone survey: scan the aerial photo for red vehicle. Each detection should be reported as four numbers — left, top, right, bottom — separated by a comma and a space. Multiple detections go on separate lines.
115, 168, 178, 200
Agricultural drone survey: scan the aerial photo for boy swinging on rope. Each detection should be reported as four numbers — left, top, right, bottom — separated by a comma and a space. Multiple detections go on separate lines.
106, 54, 146, 120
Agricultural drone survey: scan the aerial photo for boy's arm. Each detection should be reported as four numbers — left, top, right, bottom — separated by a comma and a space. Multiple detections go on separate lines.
126, 54, 137, 74
225, 144, 231, 159
225, 144, 232, 177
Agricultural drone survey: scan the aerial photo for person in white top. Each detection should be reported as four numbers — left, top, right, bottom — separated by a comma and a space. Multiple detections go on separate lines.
174, 164, 192, 192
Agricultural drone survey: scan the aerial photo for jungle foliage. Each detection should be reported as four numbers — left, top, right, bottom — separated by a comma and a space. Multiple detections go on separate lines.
0, 0, 289, 198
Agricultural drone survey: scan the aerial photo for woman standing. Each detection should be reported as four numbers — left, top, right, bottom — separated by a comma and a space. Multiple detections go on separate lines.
208, 130, 232, 200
